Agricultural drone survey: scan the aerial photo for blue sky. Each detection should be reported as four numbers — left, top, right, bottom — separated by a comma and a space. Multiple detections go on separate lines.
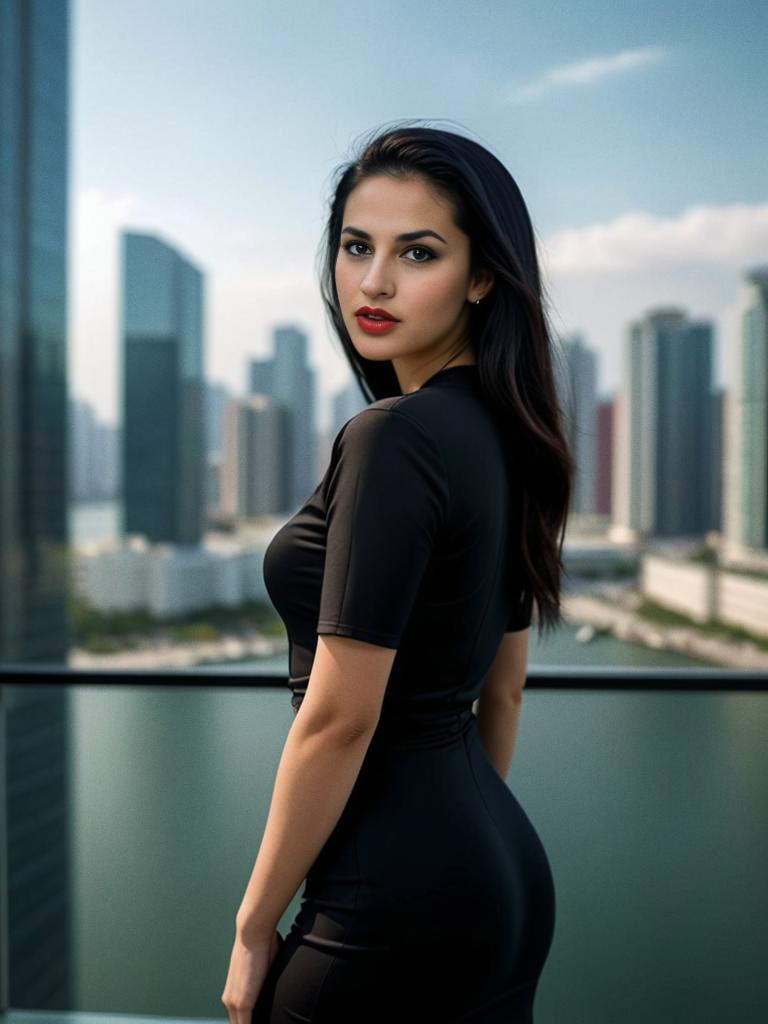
69, 0, 768, 430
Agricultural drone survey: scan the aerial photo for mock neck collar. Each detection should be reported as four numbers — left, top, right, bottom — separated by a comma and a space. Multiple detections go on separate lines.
417, 364, 480, 390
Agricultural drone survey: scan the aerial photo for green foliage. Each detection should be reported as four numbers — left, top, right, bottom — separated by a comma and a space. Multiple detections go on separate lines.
69, 595, 285, 649
636, 597, 768, 651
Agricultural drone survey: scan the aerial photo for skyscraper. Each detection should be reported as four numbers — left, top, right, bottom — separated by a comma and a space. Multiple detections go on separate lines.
611, 307, 715, 542
271, 325, 317, 509
220, 394, 289, 518
0, 4, 74, 1012
557, 334, 599, 516
0, 0, 71, 663
723, 267, 768, 560
121, 231, 205, 545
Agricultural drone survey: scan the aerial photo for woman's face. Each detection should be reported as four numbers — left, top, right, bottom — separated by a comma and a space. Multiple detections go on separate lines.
334, 174, 491, 384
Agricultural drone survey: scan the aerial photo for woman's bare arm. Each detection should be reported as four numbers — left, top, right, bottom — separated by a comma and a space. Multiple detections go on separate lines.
235, 634, 395, 944
474, 628, 529, 778
474, 691, 524, 779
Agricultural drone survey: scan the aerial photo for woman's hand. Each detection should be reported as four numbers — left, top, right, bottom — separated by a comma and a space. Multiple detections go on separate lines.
221, 926, 282, 1022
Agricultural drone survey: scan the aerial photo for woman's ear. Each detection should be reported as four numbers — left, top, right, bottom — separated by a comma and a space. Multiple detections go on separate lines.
470, 267, 494, 302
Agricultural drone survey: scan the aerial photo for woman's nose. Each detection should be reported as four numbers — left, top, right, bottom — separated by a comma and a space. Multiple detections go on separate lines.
360, 259, 394, 297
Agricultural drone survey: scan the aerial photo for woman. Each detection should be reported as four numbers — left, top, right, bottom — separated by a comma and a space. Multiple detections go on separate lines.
221, 121, 573, 1023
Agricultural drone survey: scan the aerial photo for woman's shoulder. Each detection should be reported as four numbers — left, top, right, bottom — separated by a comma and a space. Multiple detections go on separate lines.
332, 395, 443, 465
353, 383, 482, 433
330, 384, 500, 481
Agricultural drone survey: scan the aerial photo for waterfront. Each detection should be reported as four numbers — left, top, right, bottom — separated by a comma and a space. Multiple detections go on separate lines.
69, 499, 711, 672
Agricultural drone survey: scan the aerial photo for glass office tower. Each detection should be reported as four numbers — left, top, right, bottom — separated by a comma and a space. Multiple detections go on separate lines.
0, 0, 71, 664
121, 231, 205, 545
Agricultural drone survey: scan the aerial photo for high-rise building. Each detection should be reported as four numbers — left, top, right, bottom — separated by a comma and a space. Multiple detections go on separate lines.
206, 380, 233, 459
69, 397, 119, 501
121, 231, 205, 545
595, 398, 615, 517
219, 395, 289, 518
271, 325, 317, 509
246, 329, 318, 511
0, 4, 74, 1011
557, 334, 599, 516
611, 307, 715, 542
723, 267, 768, 563
248, 358, 274, 398
0, 0, 71, 663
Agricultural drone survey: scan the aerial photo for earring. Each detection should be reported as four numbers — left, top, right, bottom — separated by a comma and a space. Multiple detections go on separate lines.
475, 298, 480, 304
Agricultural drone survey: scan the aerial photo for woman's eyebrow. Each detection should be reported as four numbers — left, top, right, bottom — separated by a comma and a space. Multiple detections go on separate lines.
341, 225, 447, 244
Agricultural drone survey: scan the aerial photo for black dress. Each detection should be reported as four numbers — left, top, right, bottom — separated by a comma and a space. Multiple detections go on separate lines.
253, 364, 556, 1023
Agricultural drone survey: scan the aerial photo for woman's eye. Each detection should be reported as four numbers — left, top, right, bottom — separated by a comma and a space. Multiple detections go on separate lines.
404, 246, 435, 263
341, 241, 435, 263
344, 241, 369, 257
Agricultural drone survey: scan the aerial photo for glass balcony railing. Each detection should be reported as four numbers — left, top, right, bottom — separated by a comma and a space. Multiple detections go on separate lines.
1, 665, 766, 1024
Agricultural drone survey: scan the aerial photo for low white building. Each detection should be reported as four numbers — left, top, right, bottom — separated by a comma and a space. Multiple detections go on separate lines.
72, 523, 281, 619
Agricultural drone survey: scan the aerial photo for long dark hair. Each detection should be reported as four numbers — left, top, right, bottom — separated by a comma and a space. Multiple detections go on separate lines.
316, 119, 574, 640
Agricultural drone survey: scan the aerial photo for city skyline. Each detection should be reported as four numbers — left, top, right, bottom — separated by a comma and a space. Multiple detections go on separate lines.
68, 0, 768, 431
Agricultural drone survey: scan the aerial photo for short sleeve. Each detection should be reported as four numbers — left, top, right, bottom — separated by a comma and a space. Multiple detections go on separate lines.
506, 587, 533, 632
316, 407, 448, 649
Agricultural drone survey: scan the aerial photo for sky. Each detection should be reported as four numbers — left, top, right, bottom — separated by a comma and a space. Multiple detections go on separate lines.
68, 0, 768, 432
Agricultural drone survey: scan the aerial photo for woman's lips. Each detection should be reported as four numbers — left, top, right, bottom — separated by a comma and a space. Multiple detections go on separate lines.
355, 314, 399, 334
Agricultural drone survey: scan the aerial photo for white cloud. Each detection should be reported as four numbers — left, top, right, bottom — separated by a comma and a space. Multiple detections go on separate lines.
538, 201, 768, 398
540, 201, 768, 274
505, 45, 668, 105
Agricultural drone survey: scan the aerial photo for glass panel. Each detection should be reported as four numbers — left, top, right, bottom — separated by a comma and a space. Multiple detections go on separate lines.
1, 682, 766, 1020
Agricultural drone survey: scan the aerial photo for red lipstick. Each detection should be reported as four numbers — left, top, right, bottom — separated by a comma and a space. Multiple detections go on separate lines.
354, 305, 400, 334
